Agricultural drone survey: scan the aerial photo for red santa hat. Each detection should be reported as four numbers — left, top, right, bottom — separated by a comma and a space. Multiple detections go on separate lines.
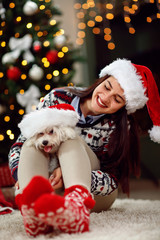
99, 58, 160, 144
18, 103, 80, 139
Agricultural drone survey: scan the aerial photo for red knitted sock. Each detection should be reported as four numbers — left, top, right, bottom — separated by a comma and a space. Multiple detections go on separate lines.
16, 176, 54, 237
34, 185, 95, 233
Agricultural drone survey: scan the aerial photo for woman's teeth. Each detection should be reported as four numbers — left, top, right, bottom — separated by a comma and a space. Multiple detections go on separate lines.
98, 97, 105, 107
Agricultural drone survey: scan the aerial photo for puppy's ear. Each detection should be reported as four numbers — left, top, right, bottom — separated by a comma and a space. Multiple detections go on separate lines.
57, 127, 77, 141
25, 136, 36, 147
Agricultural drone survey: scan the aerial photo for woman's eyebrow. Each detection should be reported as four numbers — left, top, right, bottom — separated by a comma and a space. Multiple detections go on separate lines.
107, 80, 125, 102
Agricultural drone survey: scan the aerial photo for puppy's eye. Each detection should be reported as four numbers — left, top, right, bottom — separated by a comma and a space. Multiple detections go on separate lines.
39, 132, 44, 136
49, 130, 54, 134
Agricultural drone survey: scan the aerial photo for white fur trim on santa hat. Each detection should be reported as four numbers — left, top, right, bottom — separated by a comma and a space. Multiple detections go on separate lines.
18, 107, 80, 139
148, 125, 160, 144
99, 58, 148, 114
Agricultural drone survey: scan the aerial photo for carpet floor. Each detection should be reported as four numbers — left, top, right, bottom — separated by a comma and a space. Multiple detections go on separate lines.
0, 198, 160, 240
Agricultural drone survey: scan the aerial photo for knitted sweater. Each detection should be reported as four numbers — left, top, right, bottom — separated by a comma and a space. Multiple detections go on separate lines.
8, 88, 118, 196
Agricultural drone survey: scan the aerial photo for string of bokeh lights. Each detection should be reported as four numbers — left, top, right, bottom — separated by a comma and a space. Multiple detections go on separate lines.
74, 0, 160, 50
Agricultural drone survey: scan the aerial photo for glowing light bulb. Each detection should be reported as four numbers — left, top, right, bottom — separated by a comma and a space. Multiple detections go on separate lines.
43, 41, 50, 47
129, 27, 135, 34
58, 52, 64, 58
16, 16, 22, 22
40, 5, 45, 10
62, 46, 69, 53
21, 74, 27, 80
19, 89, 24, 94
106, 3, 113, 9
74, 3, 81, 9
9, 134, 14, 140
45, 84, 51, 90
62, 68, 69, 74
46, 74, 52, 80
0, 135, 4, 141
92, 28, 100, 34
106, 13, 114, 20
22, 60, 27, 66
108, 42, 115, 50
76, 38, 84, 45
10, 105, 14, 110
1, 41, 6, 47
26, 23, 32, 29
53, 70, 59, 76
104, 35, 111, 41
7, 130, 12, 135
87, 20, 95, 27
19, 109, 24, 115
95, 16, 103, 22
0, 72, 4, 78
4, 116, 10, 122
9, 2, 15, 8
50, 19, 56, 26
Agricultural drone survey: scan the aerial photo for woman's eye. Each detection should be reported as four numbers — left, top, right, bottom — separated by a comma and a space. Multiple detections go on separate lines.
115, 98, 120, 104
105, 85, 110, 90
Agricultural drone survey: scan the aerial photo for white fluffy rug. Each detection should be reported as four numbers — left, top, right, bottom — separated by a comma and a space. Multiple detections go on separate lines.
0, 198, 160, 240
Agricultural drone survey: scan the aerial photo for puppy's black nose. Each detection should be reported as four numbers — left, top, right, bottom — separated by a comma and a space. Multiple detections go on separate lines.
42, 140, 48, 146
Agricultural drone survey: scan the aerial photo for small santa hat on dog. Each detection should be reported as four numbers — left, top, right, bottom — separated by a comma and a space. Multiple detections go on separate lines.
99, 58, 160, 144
18, 103, 80, 139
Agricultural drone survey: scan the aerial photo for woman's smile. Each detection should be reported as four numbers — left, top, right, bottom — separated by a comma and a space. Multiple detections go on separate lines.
96, 96, 107, 108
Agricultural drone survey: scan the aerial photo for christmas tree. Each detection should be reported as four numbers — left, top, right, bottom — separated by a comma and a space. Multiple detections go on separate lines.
0, 0, 82, 164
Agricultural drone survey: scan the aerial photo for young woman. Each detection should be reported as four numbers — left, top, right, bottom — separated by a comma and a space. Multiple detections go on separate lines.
8, 59, 160, 237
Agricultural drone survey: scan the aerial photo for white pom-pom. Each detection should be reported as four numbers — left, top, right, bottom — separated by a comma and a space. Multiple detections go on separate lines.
29, 64, 44, 81
148, 126, 160, 144
23, 1, 38, 16
54, 35, 66, 48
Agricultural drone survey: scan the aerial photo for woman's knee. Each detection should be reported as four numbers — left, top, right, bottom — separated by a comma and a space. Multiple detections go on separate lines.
58, 137, 84, 155
91, 189, 118, 213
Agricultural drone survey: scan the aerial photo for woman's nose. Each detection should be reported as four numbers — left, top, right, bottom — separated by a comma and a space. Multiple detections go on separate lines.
103, 93, 111, 105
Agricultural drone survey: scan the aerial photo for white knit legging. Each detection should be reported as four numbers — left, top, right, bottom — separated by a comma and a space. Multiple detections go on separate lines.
18, 136, 117, 212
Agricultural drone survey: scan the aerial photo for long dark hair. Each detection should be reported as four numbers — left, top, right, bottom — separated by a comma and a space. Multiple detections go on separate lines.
67, 76, 140, 195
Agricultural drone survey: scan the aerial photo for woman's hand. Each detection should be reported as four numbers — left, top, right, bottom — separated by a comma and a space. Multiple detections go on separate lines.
49, 167, 63, 190
15, 181, 19, 190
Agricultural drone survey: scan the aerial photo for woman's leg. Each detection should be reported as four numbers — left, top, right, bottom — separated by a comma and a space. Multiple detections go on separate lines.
57, 136, 100, 191
18, 140, 49, 190
58, 136, 117, 212
16, 141, 53, 237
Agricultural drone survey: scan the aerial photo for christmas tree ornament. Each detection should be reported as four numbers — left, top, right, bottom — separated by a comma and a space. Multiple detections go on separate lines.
16, 84, 41, 113
0, 3, 6, 20
54, 35, 66, 48
7, 67, 21, 81
46, 50, 58, 64
23, 50, 35, 63
33, 41, 42, 52
23, 1, 38, 16
28, 64, 44, 81
2, 52, 16, 64
2, 34, 33, 64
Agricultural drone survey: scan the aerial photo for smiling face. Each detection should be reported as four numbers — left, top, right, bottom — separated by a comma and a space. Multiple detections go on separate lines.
83, 76, 126, 116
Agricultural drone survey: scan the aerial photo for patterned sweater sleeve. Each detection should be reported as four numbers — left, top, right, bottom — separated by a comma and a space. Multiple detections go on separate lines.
8, 90, 58, 181
91, 170, 118, 196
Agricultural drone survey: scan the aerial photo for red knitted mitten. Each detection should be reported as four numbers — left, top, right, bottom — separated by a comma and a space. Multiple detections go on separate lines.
34, 185, 95, 233
15, 176, 54, 237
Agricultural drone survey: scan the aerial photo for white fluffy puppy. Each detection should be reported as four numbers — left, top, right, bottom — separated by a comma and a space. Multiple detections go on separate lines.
26, 126, 77, 154
18, 103, 80, 177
